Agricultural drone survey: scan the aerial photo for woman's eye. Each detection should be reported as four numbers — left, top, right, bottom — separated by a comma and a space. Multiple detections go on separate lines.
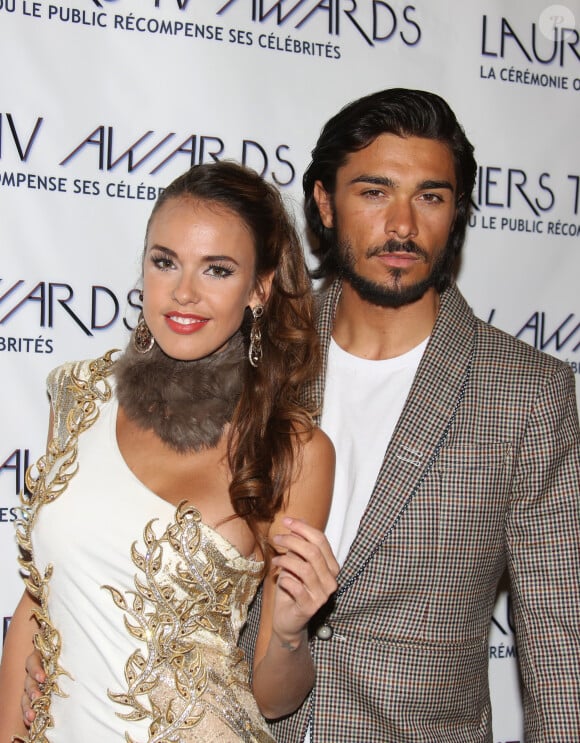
206, 264, 235, 278
151, 254, 174, 270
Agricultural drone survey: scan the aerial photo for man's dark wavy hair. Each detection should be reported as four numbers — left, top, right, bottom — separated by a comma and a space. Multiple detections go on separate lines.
303, 88, 477, 289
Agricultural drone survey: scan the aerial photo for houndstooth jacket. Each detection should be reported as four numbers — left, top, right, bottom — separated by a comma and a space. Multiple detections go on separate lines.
241, 280, 580, 743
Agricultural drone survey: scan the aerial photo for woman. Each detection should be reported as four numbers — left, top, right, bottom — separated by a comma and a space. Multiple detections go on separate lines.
0, 161, 337, 742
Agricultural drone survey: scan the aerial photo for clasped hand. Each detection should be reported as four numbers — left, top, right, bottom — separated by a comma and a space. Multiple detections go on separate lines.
270, 517, 339, 646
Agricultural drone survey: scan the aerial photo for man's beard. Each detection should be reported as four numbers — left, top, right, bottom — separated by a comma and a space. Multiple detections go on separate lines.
334, 237, 451, 309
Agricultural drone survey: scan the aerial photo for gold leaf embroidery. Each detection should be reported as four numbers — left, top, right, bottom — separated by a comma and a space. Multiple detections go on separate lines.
106, 501, 272, 741
15, 352, 117, 743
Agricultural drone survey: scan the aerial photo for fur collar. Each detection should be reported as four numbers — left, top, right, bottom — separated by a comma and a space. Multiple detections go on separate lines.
114, 333, 245, 452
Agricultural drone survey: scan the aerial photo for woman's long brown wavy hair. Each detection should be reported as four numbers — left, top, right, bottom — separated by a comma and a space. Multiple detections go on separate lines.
145, 161, 320, 561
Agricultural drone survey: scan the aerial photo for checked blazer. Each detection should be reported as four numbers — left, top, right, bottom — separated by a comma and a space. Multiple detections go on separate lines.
241, 280, 580, 743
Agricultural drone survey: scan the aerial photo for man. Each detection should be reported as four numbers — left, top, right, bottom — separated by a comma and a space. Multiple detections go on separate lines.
251, 88, 579, 742
21, 89, 580, 741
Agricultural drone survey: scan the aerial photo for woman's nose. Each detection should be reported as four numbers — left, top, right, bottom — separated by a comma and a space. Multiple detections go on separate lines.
172, 272, 200, 305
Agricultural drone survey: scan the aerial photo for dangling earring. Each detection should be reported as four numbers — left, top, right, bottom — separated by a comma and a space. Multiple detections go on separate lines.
248, 304, 264, 368
134, 313, 154, 354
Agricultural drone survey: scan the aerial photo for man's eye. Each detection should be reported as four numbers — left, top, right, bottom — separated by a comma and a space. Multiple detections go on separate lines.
362, 189, 384, 198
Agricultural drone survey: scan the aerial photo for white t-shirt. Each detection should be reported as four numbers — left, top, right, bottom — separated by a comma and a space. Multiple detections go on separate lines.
303, 336, 427, 742
321, 337, 428, 565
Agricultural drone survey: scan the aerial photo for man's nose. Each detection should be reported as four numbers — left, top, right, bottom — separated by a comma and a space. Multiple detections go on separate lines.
385, 199, 418, 240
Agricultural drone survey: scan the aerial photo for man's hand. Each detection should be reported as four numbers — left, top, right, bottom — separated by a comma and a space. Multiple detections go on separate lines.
22, 650, 44, 727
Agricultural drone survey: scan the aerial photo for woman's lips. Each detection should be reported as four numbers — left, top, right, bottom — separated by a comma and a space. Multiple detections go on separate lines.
165, 313, 209, 334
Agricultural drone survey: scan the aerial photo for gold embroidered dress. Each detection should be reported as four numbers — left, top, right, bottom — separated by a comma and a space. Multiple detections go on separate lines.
17, 354, 274, 743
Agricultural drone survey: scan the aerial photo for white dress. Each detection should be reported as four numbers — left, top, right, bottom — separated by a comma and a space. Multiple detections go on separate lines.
17, 353, 274, 743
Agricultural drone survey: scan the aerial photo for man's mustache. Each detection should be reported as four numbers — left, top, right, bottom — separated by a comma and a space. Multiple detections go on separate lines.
366, 240, 427, 260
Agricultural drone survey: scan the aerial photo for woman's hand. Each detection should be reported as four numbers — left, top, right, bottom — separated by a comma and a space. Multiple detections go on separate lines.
251, 426, 336, 719
270, 516, 339, 647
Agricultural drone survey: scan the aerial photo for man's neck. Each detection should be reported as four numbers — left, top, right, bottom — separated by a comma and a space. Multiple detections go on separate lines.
332, 281, 441, 360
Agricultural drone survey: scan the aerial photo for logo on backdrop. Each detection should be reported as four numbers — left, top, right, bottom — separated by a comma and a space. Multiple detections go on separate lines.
490, 593, 517, 662
0, 447, 30, 523
0, 280, 140, 350
514, 311, 580, 376
482, 307, 580, 377
0, 447, 29, 534
0, 112, 297, 188
469, 163, 580, 239
5, 1, 423, 59
479, 5, 580, 93
86, 0, 424, 50
3, 617, 11, 645
213, 0, 422, 49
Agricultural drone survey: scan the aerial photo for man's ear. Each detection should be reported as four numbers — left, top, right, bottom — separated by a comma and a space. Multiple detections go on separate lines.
313, 181, 334, 229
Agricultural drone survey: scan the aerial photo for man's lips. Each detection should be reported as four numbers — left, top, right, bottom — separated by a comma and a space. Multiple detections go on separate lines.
368, 240, 427, 265
165, 313, 209, 334
375, 251, 421, 268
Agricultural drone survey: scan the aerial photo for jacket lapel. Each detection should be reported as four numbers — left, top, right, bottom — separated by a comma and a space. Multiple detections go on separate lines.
310, 279, 343, 425
321, 283, 477, 593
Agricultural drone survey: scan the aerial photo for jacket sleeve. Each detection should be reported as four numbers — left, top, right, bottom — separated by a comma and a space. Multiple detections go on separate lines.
238, 585, 262, 678
506, 362, 580, 741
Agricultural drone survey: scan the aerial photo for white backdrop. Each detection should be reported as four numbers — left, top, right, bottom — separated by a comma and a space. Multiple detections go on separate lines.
1, 1, 579, 740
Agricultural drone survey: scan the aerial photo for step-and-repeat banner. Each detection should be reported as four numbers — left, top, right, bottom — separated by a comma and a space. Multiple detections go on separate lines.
1, 1, 579, 739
